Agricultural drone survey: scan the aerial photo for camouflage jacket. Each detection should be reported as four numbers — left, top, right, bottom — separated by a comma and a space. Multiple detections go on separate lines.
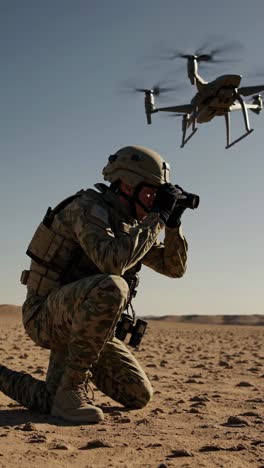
23, 183, 188, 323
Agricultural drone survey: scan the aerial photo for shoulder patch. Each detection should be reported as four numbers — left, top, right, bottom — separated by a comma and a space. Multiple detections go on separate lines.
90, 204, 109, 224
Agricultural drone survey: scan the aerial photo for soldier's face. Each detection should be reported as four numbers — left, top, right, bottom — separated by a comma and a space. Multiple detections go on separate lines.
135, 185, 157, 220
118, 180, 157, 220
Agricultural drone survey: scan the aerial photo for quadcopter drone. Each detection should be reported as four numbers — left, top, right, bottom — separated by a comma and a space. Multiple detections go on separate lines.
131, 42, 264, 148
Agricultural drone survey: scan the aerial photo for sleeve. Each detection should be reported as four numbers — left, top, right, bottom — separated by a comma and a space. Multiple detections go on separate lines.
141, 225, 188, 278
64, 197, 165, 276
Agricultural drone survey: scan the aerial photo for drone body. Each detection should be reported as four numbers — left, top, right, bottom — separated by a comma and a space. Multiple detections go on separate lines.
136, 51, 264, 148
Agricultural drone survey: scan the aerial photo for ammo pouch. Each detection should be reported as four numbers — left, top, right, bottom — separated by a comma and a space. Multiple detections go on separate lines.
21, 220, 81, 296
21, 264, 60, 297
26, 222, 79, 272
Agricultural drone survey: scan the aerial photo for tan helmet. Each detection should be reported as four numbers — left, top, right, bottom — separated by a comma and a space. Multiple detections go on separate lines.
102, 145, 170, 187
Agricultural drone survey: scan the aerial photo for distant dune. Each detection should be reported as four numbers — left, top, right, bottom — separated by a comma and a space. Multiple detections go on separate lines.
0, 305, 263, 326
0, 304, 21, 314
146, 314, 264, 326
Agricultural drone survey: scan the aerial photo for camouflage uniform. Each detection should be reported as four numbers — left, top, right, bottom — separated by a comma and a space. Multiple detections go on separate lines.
0, 171, 188, 414
0, 337, 154, 413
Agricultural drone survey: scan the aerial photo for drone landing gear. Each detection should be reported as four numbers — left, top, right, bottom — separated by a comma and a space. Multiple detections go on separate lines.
225, 128, 254, 149
180, 114, 198, 148
181, 128, 198, 148
225, 95, 254, 149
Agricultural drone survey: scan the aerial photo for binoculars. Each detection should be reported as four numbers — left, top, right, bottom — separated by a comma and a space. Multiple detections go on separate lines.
175, 185, 200, 210
115, 313, 148, 348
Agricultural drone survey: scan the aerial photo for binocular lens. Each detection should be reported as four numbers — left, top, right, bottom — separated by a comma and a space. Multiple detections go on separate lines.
115, 315, 148, 348
134, 319, 148, 334
128, 319, 148, 348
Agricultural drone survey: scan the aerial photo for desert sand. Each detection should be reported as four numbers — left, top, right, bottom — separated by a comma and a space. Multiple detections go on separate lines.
0, 305, 263, 468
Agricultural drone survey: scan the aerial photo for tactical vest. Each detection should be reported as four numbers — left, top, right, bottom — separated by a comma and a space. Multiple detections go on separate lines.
20, 190, 86, 297
21, 188, 142, 299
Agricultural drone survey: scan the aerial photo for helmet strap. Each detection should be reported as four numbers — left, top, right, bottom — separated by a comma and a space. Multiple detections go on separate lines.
110, 181, 157, 218
130, 182, 158, 215
110, 181, 138, 217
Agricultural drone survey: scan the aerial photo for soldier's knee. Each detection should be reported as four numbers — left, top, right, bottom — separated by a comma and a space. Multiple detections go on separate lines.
98, 275, 129, 309
127, 379, 154, 409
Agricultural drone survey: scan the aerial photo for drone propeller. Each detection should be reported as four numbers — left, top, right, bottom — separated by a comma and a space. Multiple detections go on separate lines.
134, 84, 178, 96
165, 38, 243, 64
196, 38, 243, 62
121, 79, 183, 98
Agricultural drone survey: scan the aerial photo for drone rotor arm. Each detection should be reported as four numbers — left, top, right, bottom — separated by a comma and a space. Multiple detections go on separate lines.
156, 104, 193, 113
238, 85, 264, 96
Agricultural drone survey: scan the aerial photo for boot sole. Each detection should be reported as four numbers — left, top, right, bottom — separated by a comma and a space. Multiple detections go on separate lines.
51, 404, 104, 424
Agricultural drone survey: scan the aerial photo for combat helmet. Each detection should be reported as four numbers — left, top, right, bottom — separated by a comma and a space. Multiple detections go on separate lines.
102, 145, 170, 188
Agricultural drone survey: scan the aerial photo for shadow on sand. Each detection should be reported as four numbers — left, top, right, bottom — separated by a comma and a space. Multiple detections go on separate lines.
0, 403, 128, 427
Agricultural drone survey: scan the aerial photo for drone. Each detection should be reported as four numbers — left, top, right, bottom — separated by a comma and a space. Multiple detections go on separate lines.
131, 42, 264, 148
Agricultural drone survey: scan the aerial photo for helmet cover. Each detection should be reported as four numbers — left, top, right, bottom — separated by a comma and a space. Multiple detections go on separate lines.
102, 145, 170, 187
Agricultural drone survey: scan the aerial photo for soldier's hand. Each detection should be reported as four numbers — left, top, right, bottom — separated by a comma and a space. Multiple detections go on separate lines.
166, 205, 186, 228
151, 183, 181, 224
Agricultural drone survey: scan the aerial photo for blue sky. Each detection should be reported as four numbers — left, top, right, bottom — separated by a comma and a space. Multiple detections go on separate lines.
0, 0, 263, 315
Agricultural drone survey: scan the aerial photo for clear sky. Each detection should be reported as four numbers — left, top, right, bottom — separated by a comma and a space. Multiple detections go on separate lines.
0, 0, 263, 316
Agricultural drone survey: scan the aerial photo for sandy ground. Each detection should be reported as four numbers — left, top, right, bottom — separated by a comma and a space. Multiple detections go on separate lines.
0, 307, 263, 468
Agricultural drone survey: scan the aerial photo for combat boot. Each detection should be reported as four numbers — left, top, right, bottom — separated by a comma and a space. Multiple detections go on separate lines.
51, 369, 104, 424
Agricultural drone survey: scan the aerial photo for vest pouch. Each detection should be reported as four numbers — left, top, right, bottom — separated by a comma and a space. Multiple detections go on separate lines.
26, 222, 65, 268
21, 262, 60, 296
26, 222, 79, 272
27, 271, 59, 296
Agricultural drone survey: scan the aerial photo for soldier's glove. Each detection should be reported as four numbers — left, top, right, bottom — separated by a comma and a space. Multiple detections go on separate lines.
165, 184, 186, 228
166, 205, 186, 228
151, 183, 180, 224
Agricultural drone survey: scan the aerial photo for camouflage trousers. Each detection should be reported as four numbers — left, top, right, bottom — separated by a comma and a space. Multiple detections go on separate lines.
0, 274, 153, 413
